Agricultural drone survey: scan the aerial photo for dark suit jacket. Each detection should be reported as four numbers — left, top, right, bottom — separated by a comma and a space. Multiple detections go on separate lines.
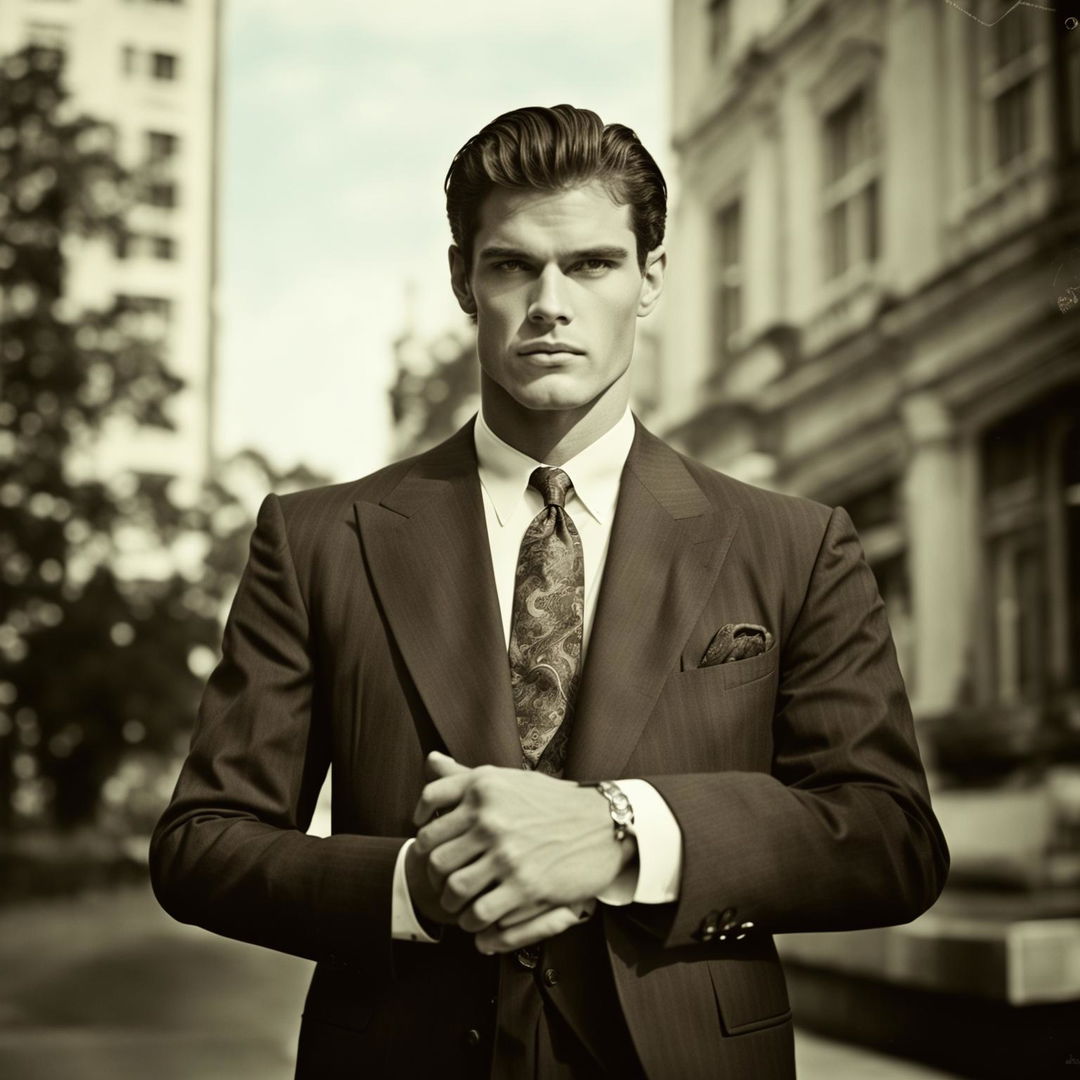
149, 416, 949, 1079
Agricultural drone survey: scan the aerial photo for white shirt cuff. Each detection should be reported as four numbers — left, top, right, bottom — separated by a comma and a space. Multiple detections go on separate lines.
595, 779, 683, 906
391, 838, 440, 943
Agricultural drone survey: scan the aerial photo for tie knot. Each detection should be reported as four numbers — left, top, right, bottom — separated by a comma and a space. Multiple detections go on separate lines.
530, 467, 573, 508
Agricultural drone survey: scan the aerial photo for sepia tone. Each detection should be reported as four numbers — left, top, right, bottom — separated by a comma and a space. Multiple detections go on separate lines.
1, 1, 1078, 1078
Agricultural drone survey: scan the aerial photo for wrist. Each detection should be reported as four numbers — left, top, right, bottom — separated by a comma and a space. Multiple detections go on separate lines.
404, 842, 450, 934
584, 780, 635, 842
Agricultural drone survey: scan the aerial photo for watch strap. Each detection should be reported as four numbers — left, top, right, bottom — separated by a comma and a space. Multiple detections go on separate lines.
587, 780, 635, 841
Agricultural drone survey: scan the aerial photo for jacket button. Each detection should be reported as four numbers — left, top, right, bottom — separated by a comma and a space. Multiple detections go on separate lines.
543, 967, 559, 987
465, 1028, 481, 1048
515, 946, 539, 970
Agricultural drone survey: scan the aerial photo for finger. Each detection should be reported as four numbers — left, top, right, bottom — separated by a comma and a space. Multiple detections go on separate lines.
498, 897, 595, 930
412, 772, 474, 826
495, 901, 548, 929
442, 851, 503, 916
424, 828, 489, 879
424, 751, 471, 780
476, 906, 587, 955
414, 803, 473, 854
456, 878, 531, 931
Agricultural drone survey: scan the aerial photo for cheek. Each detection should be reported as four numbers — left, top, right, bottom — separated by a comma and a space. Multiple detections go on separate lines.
598, 296, 641, 351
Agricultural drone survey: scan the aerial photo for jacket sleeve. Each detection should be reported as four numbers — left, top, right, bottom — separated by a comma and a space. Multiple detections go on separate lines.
638, 505, 950, 948
149, 493, 402, 977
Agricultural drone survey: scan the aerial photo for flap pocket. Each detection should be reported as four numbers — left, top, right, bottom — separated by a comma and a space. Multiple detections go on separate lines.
707, 944, 791, 1036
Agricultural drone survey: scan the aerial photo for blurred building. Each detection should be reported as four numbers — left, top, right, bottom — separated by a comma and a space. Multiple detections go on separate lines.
0, 0, 223, 489
662, 0, 1080, 1073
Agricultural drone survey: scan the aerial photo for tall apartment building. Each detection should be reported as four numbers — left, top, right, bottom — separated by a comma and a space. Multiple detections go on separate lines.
661, 0, 1080, 1070
0, 0, 223, 488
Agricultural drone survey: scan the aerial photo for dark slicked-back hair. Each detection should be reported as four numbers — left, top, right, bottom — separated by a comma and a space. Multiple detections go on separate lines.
445, 104, 667, 274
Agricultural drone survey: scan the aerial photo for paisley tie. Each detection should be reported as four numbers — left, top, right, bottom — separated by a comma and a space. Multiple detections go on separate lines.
509, 467, 585, 776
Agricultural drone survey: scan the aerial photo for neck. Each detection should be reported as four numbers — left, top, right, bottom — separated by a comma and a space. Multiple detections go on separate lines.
480, 371, 631, 465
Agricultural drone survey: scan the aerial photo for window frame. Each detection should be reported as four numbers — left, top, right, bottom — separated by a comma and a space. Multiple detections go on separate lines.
820, 84, 881, 285
711, 196, 744, 370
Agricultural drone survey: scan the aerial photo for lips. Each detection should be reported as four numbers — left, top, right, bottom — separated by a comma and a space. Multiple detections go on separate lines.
517, 341, 585, 356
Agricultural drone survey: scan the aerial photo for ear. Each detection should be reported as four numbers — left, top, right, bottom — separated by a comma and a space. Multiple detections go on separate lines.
449, 245, 477, 316
637, 246, 667, 318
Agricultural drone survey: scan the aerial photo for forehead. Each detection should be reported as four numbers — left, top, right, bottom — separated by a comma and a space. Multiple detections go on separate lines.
474, 181, 634, 253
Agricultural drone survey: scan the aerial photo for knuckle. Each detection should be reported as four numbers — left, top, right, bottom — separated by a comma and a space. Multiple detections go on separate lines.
513, 869, 540, 903
471, 768, 501, 801
491, 839, 515, 875
445, 871, 468, 902
474, 808, 500, 839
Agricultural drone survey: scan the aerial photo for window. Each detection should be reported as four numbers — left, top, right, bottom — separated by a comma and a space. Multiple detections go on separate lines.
712, 199, 743, 367
151, 52, 178, 81
116, 295, 173, 338
144, 182, 177, 209
970, 0, 1043, 175
150, 235, 177, 260
25, 22, 67, 51
822, 88, 880, 281
980, 392, 1080, 705
121, 44, 136, 75
146, 131, 179, 159
707, 0, 732, 64
1067, 14, 1080, 155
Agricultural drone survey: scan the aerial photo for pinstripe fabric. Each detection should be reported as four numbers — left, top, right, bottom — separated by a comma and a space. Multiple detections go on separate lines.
149, 415, 949, 1080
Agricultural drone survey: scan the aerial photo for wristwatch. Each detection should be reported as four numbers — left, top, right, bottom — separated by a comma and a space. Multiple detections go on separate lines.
588, 780, 635, 842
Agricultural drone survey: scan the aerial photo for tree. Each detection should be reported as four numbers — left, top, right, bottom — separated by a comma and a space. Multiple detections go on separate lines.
0, 44, 326, 833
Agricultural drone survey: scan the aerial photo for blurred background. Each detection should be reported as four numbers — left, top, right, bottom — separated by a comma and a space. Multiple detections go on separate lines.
1, 0, 1079, 1077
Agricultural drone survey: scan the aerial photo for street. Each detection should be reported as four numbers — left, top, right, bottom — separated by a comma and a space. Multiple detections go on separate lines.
0, 884, 961, 1079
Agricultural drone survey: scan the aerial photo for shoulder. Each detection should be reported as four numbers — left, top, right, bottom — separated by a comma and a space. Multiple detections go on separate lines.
272, 455, 417, 527
670, 443, 837, 543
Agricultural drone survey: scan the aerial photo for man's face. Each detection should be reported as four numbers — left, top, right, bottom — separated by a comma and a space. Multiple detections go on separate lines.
450, 181, 664, 413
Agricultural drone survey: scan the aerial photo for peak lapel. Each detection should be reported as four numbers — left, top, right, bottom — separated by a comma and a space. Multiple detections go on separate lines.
355, 421, 522, 769
564, 421, 742, 781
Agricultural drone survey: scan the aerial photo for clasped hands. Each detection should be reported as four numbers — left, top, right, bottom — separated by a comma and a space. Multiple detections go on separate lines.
405, 752, 637, 954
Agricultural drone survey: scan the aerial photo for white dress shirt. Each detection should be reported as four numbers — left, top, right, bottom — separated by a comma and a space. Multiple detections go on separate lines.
391, 407, 683, 941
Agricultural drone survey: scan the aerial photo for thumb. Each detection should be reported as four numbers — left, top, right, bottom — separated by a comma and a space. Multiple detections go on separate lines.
425, 751, 470, 779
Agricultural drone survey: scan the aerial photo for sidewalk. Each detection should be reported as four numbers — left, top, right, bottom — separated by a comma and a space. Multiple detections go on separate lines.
794, 1029, 961, 1080
0, 884, 963, 1079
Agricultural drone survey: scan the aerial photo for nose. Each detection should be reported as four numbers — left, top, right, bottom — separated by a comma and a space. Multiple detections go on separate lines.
527, 266, 572, 326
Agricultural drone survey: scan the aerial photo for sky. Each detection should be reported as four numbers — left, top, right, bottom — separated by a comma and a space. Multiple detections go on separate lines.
217, 0, 672, 484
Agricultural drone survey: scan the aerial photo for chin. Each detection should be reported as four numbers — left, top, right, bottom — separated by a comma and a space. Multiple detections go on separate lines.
510, 381, 599, 412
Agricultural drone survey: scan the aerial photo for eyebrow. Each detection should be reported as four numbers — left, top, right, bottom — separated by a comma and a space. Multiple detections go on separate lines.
477, 245, 631, 262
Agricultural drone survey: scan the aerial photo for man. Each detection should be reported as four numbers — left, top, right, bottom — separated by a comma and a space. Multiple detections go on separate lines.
150, 105, 949, 1079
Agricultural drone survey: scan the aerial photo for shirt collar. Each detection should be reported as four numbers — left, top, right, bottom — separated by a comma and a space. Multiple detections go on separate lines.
474, 406, 635, 527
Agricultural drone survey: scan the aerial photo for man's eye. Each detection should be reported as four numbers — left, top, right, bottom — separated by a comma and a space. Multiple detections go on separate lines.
574, 259, 615, 273
494, 260, 528, 272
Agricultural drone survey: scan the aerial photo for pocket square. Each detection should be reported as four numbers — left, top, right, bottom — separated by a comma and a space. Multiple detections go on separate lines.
700, 623, 773, 667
